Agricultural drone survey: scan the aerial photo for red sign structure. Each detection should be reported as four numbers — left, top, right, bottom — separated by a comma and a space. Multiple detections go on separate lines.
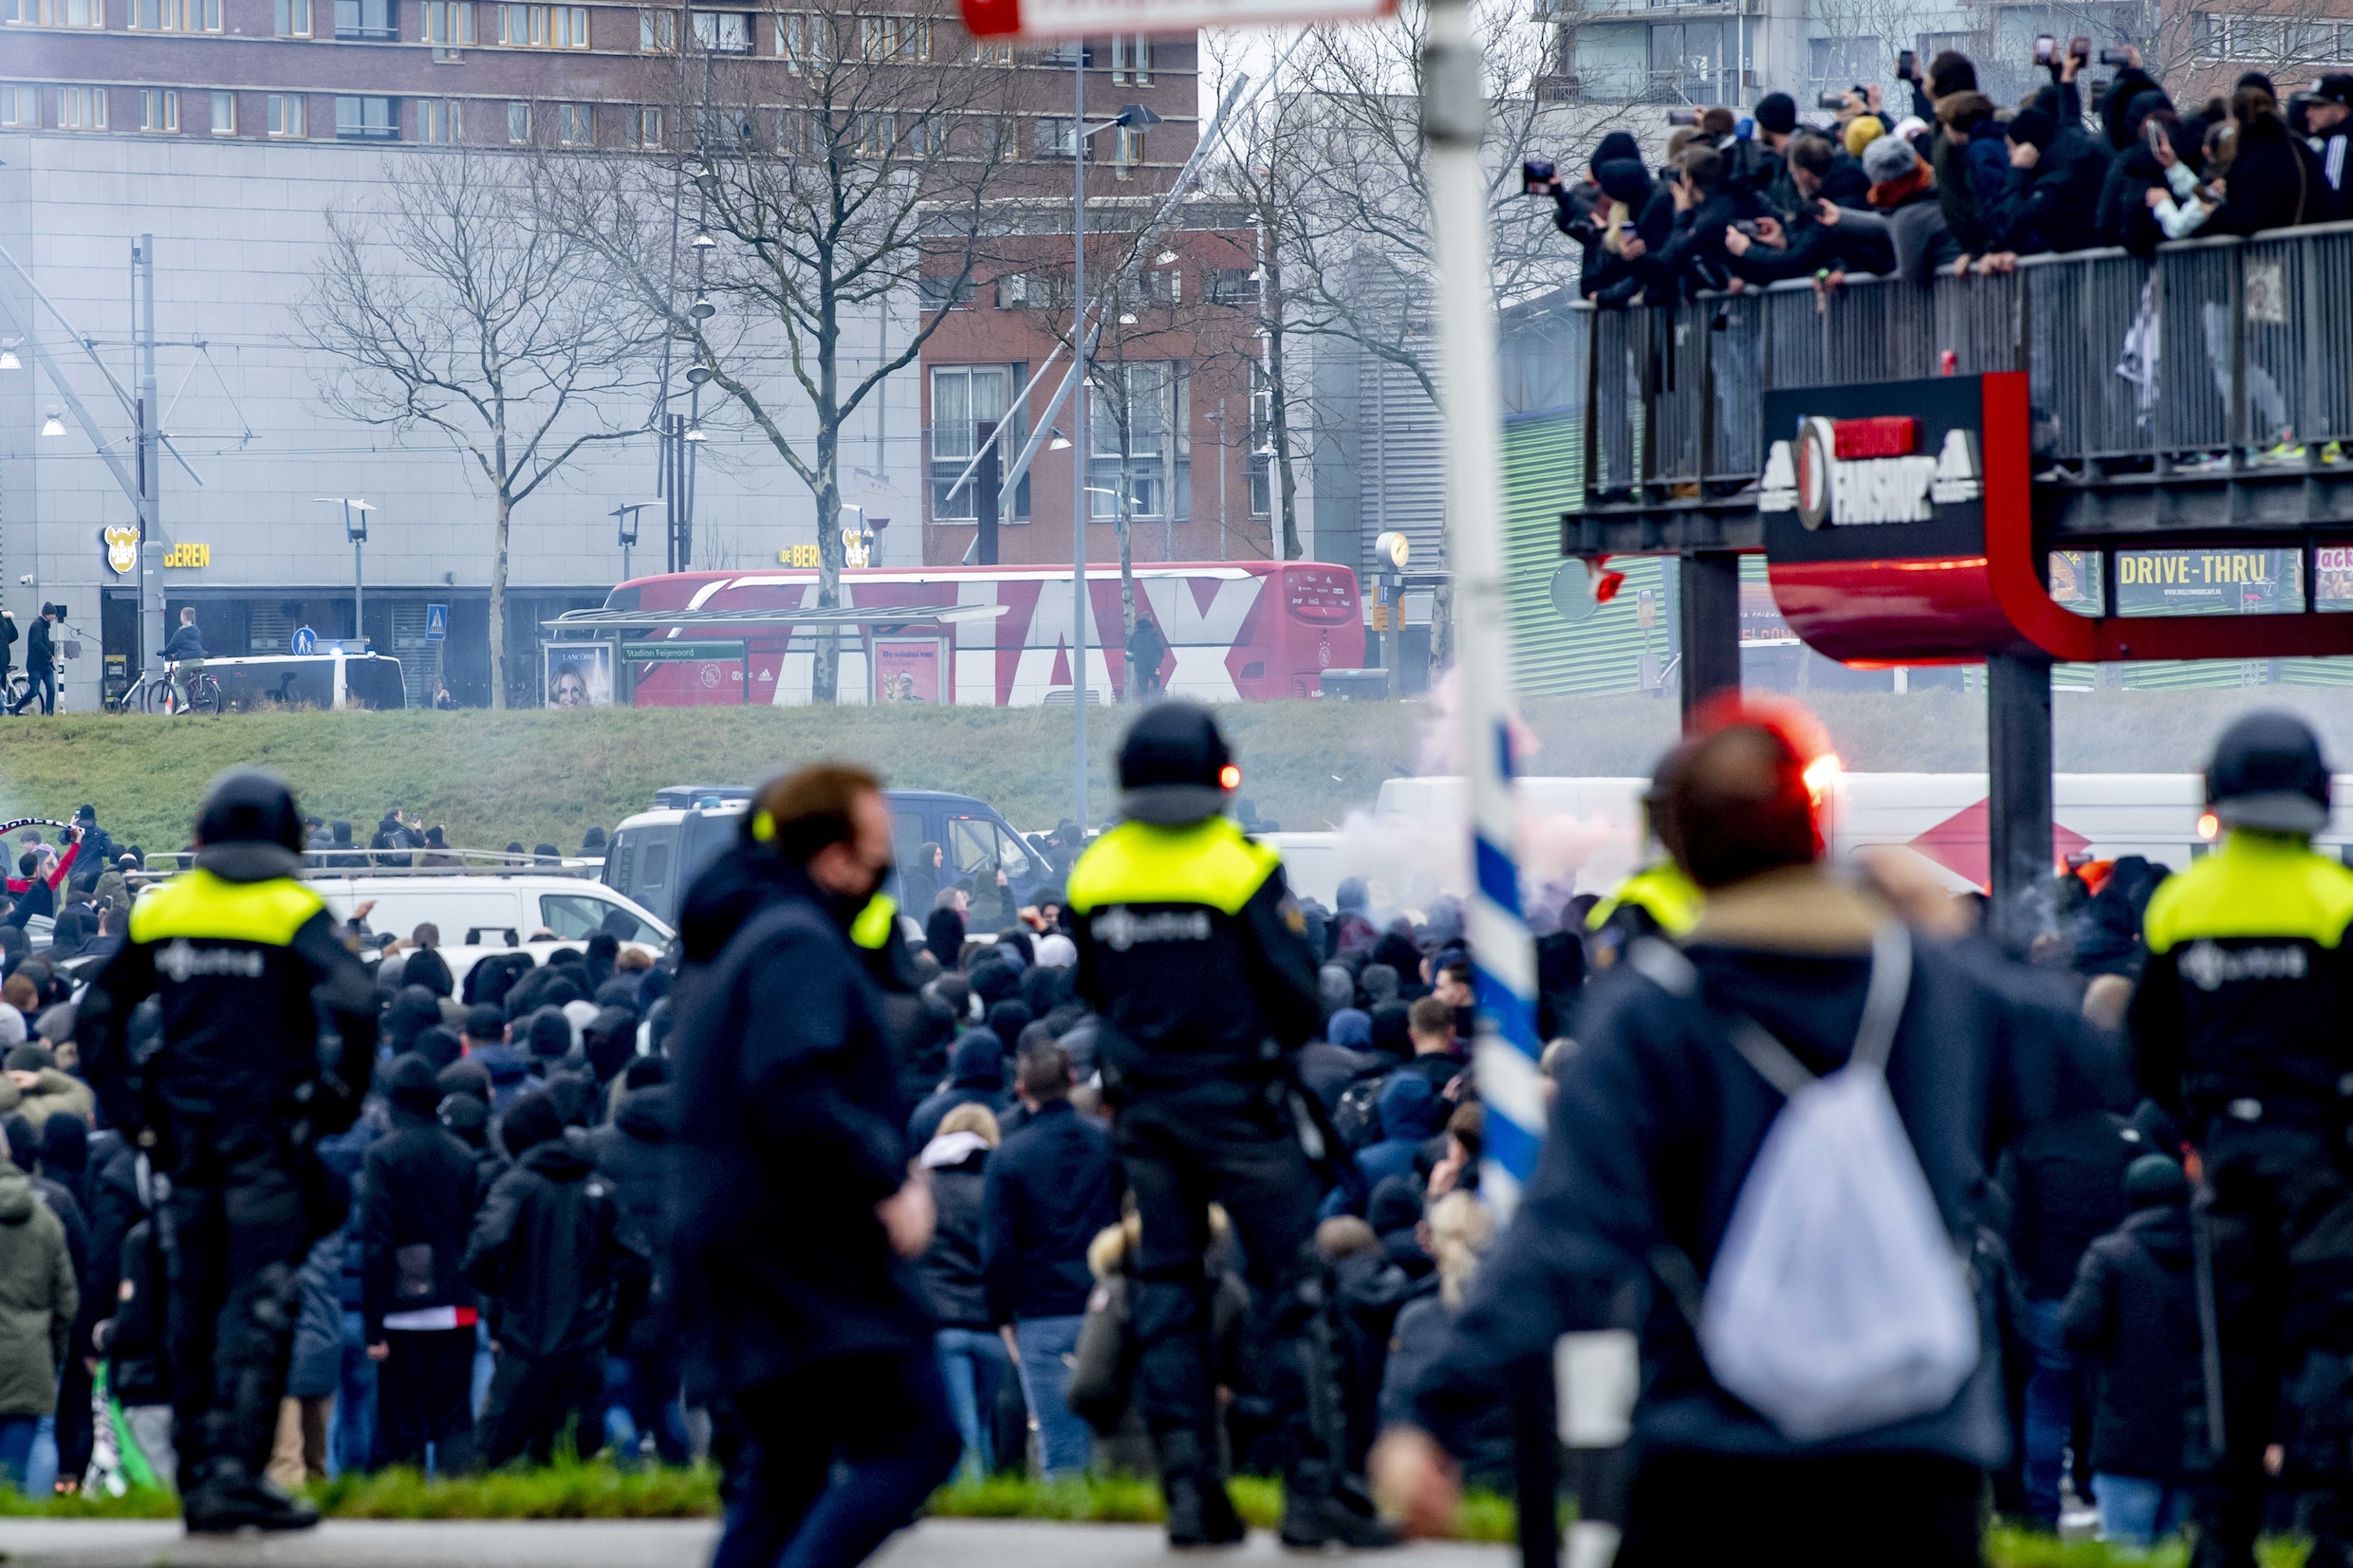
960, 0, 1391, 38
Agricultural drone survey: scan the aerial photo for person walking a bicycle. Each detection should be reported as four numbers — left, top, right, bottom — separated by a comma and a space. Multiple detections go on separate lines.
161, 607, 206, 712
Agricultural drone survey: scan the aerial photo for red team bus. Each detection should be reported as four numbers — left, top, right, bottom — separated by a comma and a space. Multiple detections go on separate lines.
601, 563, 1364, 707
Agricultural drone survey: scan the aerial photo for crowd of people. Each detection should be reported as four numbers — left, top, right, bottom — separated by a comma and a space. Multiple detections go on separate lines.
1548, 46, 2353, 296
4, 693, 2350, 1568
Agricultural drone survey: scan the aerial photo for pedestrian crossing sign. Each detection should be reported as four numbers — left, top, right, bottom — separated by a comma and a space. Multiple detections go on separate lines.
425, 603, 448, 642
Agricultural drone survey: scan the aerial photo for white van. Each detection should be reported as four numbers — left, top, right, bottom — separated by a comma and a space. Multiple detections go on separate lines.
304, 873, 671, 950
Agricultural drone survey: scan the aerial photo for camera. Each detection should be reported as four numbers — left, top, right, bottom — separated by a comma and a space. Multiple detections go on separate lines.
1667, 107, 1702, 127
1817, 90, 1850, 110
2099, 47, 2133, 65
2070, 35, 2092, 61
2033, 34, 2056, 65
1522, 157, 1557, 194
1897, 48, 1917, 79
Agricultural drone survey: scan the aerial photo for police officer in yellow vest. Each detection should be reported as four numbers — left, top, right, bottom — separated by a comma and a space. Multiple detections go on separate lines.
79, 770, 378, 1534
1068, 703, 1396, 1551
2129, 713, 2353, 1568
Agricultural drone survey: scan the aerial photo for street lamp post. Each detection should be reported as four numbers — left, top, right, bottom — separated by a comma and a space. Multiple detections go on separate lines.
1207, 399, 1230, 562
1065, 84, 1163, 832
314, 497, 375, 648
611, 502, 651, 583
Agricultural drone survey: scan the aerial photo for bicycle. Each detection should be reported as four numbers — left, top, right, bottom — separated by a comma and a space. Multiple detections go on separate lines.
120, 661, 224, 716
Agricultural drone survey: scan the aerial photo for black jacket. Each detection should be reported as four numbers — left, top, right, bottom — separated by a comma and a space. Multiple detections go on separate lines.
0, 614, 15, 673
917, 1143, 991, 1330
577, 1086, 673, 1356
159, 624, 205, 663
1996, 128, 2111, 254
669, 858, 930, 1392
1067, 818, 1323, 1096
2062, 1203, 2201, 1479
463, 1138, 643, 1359
1998, 1109, 2142, 1300
360, 1110, 481, 1341
80, 850, 378, 1149
1414, 870, 2124, 1468
982, 1099, 1121, 1324
2213, 114, 2335, 236
22, 619, 52, 675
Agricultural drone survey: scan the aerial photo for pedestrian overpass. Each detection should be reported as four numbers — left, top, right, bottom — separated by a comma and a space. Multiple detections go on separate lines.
1556, 222, 2353, 942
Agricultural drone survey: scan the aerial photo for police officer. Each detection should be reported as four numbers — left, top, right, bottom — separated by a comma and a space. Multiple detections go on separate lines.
1067, 702, 1395, 1550
79, 769, 378, 1533
2128, 712, 2353, 1568
1584, 744, 1702, 970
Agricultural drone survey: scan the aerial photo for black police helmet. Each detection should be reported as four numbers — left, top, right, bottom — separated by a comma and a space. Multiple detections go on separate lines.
195, 768, 306, 855
2206, 710, 2331, 836
1117, 701, 1235, 825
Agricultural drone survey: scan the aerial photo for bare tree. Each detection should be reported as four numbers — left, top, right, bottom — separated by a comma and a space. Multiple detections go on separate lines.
297, 150, 655, 708
539, 0, 1018, 702
1274, 0, 1584, 412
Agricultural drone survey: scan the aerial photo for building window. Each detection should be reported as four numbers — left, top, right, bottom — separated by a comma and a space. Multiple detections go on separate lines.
9, 0, 105, 24
1806, 34, 1879, 83
1208, 267, 1257, 306
273, 0, 310, 34
1039, 38, 1085, 65
1108, 33, 1148, 83
268, 91, 306, 134
689, 9, 748, 50
555, 100, 590, 142
1112, 123, 1141, 177
1249, 364, 1274, 517
778, 11, 834, 65
139, 86, 178, 130
970, 36, 1010, 64
904, 112, 932, 154
853, 110, 892, 156
203, 0, 220, 26
638, 7, 671, 47
210, 86, 235, 131
635, 104, 661, 145
1, 85, 40, 126
507, 99, 529, 139
336, 94, 397, 138
418, 96, 461, 140
856, 12, 924, 59
133, 0, 195, 31
1034, 115, 1081, 159
1089, 360, 1178, 520
422, 0, 472, 41
930, 364, 1028, 522
58, 84, 107, 129
498, 3, 584, 46
335, 0, 394, 37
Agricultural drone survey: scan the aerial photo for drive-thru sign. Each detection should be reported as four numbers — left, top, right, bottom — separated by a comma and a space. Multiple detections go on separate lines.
958, 0, 1391, 38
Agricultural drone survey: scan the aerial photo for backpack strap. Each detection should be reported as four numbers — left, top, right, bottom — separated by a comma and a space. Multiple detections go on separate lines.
1709, 923, 1916, 1098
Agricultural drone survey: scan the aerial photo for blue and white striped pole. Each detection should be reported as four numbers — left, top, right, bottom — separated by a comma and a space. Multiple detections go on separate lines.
1418, 0, 1544, 1222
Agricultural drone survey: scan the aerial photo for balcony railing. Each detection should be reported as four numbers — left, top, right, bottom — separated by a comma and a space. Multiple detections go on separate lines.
1572, 221, 2353, 509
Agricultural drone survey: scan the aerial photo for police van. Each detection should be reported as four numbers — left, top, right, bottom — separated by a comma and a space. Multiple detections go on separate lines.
602, 785, 1058, 929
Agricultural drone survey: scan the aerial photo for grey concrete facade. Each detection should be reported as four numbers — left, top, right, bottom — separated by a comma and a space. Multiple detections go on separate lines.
0, 129, 926, 709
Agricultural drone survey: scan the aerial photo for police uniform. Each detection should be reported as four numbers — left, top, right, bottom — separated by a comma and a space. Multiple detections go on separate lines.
80, 771, 377, 1533
2129, 715, 2353, 1568
1584, 860, 1703, 969
1067, 703, 1392, 1550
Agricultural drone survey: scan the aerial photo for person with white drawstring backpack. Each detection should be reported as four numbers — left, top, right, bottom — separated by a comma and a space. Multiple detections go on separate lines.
1376, 698, 2126, 1565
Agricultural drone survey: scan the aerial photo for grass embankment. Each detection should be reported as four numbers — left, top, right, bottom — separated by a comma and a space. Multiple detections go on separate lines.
7, 689, 2353, 855
0, 1465, 2324, 1561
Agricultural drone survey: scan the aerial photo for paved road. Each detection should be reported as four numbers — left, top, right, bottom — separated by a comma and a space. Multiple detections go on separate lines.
0, 1518, 1513, 1568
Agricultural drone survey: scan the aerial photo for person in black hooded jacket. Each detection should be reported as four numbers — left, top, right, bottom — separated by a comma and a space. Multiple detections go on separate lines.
361, 1055, 481, 1473
2061, 1154, 2202, 1549
2095, 66, 2179, 252
1995, 102, 2111, 255
906, 1031, 1009, 1147
579, 1079, 688, 1467
466, 1090, 645, 1467
2211, 85, 2339, 235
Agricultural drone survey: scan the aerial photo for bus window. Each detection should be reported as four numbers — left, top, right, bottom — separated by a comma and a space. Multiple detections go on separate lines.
949, 817, 1025, 924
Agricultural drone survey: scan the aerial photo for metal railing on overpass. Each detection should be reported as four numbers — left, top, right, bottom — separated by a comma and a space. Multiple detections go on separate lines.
1566, 221, 2353, 545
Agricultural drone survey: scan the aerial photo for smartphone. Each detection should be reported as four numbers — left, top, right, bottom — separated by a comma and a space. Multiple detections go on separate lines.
2069, 35, 2092, 61
2089, 77, 2112, 110
1522, 157, 1556, 194
2099, 47, 2133, 65
1897, 47, 1916, 79
1732, 219, 1764, 238
1666, 107, 1702, 127
2033, 34, 2056, 65
1817, 90, 1849, 110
